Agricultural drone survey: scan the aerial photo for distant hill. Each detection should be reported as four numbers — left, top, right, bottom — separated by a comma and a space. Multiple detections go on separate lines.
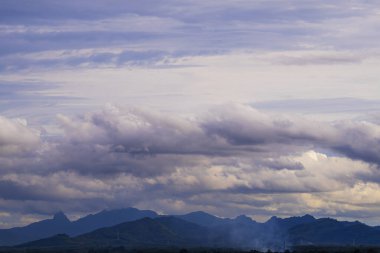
18, 217, 222, 249
176, 211, 229, 227
265, 214, 316, 231
19, 215, 380, 251
0, 207, 158, 246
288, 218, 380, 245
175, 211, 272, 248
70, 208, 158, 236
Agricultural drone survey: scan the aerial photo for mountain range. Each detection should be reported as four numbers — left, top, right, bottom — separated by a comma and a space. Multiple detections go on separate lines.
0, 207, 157, 246
1, 208, 380, 250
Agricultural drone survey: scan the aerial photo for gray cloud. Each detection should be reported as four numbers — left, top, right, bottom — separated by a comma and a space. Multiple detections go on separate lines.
330, 121, 380, 166
0, 180, 62, 201
1, 0, 379, 72
1, 103, 377, 178
0, 116, 40, 156
0, 81, 83, 128
254, 97, 380, 114
272, 53, 366, 65
1, 104, 380, 225
0, 1, 359, 24
43, 104, 380, 177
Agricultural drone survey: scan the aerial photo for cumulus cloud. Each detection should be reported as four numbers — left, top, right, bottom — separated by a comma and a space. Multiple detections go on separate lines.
25, 103, 380, 180
0, 116, 40, 156
1, 104, 380, 226
329, 120, 380, 166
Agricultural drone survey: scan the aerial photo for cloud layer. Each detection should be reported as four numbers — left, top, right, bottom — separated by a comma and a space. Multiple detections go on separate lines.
1, 104, 380, 226
1, 0, 380, 71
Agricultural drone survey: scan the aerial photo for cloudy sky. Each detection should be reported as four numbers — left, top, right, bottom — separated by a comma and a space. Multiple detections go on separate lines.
1, 0, 380, 227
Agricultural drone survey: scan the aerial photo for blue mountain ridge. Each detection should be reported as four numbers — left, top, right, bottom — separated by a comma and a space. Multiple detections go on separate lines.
0, 207, 158, 246
1, 208, 380, 249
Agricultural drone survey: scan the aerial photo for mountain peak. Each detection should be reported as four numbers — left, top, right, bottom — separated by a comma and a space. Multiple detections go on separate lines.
178, 211, 223, 227
302, 214, 316, 221
267, 215, 279, 223
53, 211, 70, 223
182, 211, 219, 220
188, 211, 213, 216
235, 215, 253, 222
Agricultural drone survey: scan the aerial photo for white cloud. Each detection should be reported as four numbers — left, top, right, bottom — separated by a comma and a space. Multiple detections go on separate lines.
0, 116, 40, 156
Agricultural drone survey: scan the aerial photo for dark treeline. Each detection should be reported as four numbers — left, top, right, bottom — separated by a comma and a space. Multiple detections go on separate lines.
2, 247, 380, 253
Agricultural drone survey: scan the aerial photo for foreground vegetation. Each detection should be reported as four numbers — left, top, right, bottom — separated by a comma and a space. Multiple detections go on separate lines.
2, 246, 380, 253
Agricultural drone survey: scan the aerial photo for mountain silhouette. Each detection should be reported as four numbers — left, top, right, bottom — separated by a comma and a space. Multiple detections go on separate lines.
70, 207, 158, 236
288, 218, 380, 245
0, 207, 158, 246
265, 214, 316, 231
0, 211, 71, 246
53, 211, 70, 223
4, 208, 380, 250
18, 215, 380, 251
18, 217, 221, 249
176, 211, 229, 227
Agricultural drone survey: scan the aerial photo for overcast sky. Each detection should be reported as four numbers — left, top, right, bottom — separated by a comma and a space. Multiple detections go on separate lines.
1, 0, 380, 228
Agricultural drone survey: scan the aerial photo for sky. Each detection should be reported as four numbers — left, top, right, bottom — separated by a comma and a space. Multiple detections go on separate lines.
1, 0, 380, 228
